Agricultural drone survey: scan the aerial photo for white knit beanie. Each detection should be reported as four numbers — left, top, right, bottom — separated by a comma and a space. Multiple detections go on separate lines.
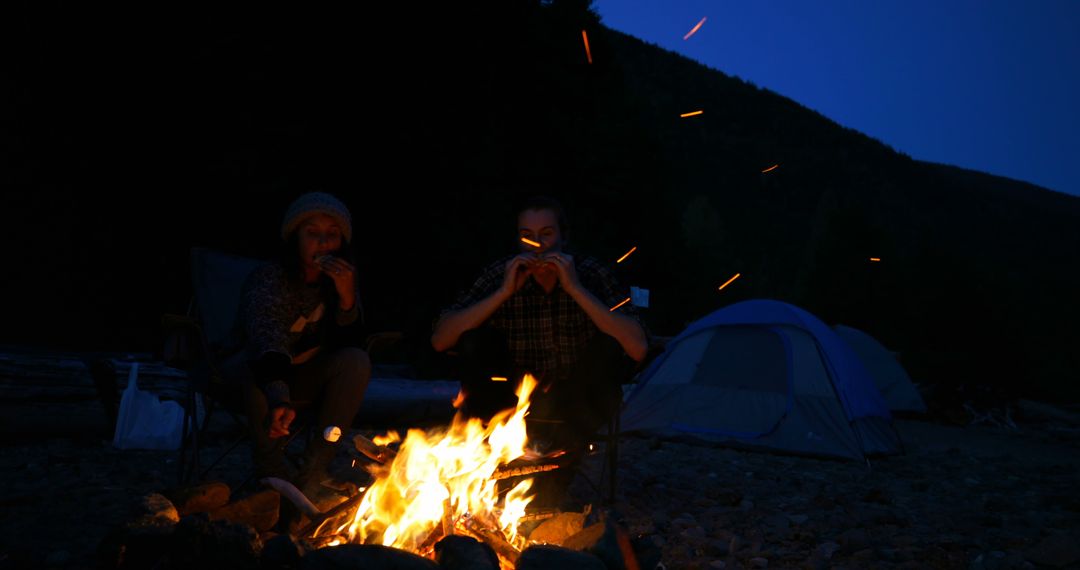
280, 192, 353, 242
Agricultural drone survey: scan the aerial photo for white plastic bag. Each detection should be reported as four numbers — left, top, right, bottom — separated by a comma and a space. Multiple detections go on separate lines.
112, 362, 185, 450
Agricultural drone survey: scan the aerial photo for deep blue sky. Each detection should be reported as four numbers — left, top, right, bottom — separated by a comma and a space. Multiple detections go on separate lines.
594, 1, 1080, 197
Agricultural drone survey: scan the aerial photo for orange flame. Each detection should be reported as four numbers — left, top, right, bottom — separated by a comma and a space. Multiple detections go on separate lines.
718, 273, 741, 291
680, 110, 704, 118
320, 375, 542, 566
581, 30, 593, 64
683, 17, 707, 40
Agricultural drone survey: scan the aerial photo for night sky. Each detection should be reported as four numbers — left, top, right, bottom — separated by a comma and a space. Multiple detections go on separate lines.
594, 0, 1080, 197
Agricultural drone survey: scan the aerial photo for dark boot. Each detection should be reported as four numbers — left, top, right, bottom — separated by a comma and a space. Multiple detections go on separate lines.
274, 438, 338, 535
253, 439, 295, 481
295, 437, 337, 499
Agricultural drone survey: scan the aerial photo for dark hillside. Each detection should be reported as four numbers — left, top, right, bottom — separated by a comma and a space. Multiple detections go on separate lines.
5, 1, 1078, 402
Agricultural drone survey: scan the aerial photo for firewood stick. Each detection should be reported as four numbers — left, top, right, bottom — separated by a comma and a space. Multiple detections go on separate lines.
298, 486, 370, 538
463, 517, 521, 564
491, 462, 560, 480
418, 523, 447, 555
352, 433, 396, 463
519, 509, 558, 523
441, 498, 453, 537
261, 477, 322, 519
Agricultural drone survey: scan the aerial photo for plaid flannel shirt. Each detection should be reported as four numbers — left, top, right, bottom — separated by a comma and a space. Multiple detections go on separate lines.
442, 254, 639, 379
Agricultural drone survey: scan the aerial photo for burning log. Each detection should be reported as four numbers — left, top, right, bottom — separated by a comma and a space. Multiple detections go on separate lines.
441, 498, 453, 538
463, 517, 521, 565
519, 509, 559, 524
300, 374, 552, 562
491, 462, 561, 481
417, 522, 449, 556
299, 485, 372, 538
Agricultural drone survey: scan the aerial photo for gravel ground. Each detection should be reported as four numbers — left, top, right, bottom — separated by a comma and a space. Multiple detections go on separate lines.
2, 401, 1080, 569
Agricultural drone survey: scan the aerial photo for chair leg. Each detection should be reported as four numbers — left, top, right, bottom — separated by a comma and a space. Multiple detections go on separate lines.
605, 412, 620, 506
198, 431, 248, 481
177, 387, 201, 485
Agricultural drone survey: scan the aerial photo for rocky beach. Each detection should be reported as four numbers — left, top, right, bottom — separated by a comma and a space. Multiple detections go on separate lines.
2, 382, 1079, 569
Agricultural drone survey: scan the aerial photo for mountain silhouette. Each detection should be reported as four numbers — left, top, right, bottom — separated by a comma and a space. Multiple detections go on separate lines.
6, 1, 1078, 403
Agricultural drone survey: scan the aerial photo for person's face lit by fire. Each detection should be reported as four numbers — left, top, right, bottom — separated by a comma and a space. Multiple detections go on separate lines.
297, 213, 343, 272
517, 208, 564, 255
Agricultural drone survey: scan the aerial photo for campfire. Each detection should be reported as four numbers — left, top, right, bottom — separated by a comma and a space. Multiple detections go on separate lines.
102, 372, 643, 570
305, 373, 560, 567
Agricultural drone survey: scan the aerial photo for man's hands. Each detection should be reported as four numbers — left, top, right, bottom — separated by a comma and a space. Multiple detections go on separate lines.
537, 251, 580, 293
500, 254, 537, 297
500, 252, 580, 297
268, 405, 296, 439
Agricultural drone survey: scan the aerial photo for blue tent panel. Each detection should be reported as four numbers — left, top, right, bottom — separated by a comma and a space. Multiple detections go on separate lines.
623, 300, 900, 459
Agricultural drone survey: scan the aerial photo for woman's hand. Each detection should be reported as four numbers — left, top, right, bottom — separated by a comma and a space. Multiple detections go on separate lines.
318, 255, 357, 310
268, 405, 296, 439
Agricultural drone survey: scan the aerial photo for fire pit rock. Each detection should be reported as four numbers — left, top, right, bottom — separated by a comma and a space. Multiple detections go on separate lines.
163, 480, 231, 515
302, 544, 441, 569
527, 512, 586, 546
516, 545, 606, 570
97, 513, 263, 569
434, 535, 499, 570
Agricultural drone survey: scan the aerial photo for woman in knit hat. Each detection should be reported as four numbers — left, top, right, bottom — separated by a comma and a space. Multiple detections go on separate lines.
235, 191, 371, 501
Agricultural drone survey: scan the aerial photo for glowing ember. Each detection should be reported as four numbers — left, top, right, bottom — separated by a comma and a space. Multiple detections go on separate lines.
869, 257, 881, 262
718, 273, 741, 291
683, 17, 707, 40
581, 30, 593, 64
680, 110, 704, 118
316, 375, 544, 567
520, 236, 541, 248
609, 297, 631, 312
616, 246, 637, 264
490, 376, 508, 382
761, 164, 779, 173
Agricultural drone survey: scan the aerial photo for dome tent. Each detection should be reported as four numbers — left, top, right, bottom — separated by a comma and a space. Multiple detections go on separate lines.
833, 324, 927, 414
621, 300, 901, 460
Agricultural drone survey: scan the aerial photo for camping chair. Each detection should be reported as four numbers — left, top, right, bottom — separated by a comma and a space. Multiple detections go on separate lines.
583, 340, 668, 505
162, 247, 267, 484
164, 247, 406, 485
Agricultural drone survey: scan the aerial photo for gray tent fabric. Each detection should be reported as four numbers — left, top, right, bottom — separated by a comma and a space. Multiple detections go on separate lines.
621, 300, 902, 460
833, 324, 927, 413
